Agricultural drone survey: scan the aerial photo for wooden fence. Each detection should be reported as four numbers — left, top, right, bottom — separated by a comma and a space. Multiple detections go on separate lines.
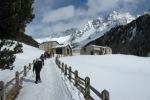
0, 62, 33, 100
55, 56, 109, 100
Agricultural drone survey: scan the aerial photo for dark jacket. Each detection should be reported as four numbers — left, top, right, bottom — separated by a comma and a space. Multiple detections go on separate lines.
33, 59, 43, 73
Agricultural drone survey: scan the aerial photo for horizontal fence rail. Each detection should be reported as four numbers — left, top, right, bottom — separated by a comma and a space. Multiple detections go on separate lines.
0, 62, 33, 100
55, 56, 109, 100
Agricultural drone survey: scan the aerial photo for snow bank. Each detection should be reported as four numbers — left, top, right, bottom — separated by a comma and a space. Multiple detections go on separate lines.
0, 43, 44, 83
60, 54, 150, 100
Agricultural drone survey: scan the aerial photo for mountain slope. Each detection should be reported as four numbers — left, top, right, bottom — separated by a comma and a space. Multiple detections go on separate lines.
87, 14, 150, 56
36, 11, 135, 48
0, 32, 39, 47
70, 11, 135, 48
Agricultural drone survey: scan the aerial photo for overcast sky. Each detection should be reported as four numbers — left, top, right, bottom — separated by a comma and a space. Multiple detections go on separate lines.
26, 0, 150, 38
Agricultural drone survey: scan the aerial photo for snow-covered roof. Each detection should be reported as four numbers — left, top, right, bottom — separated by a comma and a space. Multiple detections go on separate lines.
52, 44, 71, 49
36, 35, 71, 45
40, 41, 59, 45
87, 44, 111, 49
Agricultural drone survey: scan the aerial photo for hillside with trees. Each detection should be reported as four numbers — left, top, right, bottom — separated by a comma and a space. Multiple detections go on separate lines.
87, 14, 150, 56
0, 0, 38, 47
0, 0, 38, 69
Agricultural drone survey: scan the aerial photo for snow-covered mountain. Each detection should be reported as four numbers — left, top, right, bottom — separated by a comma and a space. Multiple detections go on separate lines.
36, 11, 135, 48
36, 28, 79, 44
50, 28, 78, 38
88, 13, 150, 56
71, 11, 135, 48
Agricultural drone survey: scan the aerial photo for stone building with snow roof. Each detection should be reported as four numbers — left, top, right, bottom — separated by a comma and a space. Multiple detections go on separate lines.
52, 45, 72, 56
80, 44, 112, 55
39, 41, 60, 52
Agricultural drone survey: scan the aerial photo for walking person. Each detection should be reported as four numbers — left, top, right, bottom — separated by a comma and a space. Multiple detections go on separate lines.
40, 54, 44, 65
33, 58, 43, 84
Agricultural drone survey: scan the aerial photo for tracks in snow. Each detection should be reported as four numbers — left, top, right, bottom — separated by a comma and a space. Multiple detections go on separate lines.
16, 59, 74, 100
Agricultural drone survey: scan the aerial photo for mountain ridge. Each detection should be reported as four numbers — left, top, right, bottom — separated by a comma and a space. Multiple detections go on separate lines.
87, 13, 150, 56
36, 11, 135, 48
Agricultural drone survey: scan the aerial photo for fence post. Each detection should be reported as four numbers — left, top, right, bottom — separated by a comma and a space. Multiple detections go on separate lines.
20, 77, 23, 86
23, 66, 27, 77
68, 67, 72, 81
28, 63, 31, 70
15, 71, 20, 90
101, 90, 109, 100
85, 77, 90, 100
0, 81, 5, 100
64, 64, 67, 76
62, 63, 64, 72
74, 70, 78, 86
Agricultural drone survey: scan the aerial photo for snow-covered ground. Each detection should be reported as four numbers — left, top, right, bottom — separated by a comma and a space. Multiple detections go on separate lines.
0, 43, 44, 83
2, 41, 150, 100
16, 59, 84, 100
0, 43, 83, 100
60, 54, 150, 100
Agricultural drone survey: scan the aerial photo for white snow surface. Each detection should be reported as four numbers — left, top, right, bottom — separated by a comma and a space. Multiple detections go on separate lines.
0, 43, 44, 83
16, 59, 84, 100
1, 43, 83, 100
60, 54, 150, 100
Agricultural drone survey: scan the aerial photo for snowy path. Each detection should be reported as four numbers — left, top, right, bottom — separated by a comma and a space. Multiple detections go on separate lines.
16, 59, 78, 100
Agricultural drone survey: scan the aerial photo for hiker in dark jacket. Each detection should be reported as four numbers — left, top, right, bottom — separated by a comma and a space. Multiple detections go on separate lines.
40, 54, 44, 65
33, 59, 43, 84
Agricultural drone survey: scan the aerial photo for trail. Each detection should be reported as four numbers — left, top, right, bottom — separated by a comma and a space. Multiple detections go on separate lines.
16, 58, 79, 100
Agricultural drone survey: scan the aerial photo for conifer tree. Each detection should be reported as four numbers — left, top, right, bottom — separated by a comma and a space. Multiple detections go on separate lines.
0, 0, 34, 69
0, 0, 35, 39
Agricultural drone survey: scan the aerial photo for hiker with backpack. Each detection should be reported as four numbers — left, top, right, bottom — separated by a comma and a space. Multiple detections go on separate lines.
40, 54, 45, 65
33, 58, 43, 84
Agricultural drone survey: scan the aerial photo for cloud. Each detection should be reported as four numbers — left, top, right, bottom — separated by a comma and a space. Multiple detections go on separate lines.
42, 5, 75, 23
26, 16, 90, 38
26, 24, 52, 38
86, 0, 119, 14
50, 18, 90, 32
26, 0, 150, 38
85, 0, 140, 15
41, 0, 141, 24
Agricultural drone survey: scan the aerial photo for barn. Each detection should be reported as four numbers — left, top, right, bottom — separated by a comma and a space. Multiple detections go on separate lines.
52, 45, 72, 56
80, 45, 112, 55
39, 41, 60, 52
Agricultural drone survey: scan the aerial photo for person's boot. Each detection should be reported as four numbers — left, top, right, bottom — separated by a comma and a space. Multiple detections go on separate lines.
35, 81, 38, 84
